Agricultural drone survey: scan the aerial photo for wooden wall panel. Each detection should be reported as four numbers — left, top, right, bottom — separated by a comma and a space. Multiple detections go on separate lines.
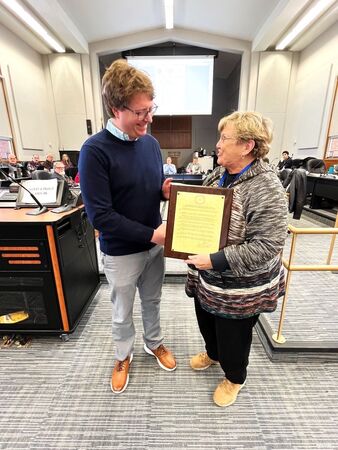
151, 116, 192, 149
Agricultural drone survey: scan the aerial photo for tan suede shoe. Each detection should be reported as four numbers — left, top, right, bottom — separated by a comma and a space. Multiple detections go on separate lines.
110, 354, 133, 394
190, 352, 218, 370
144, 344, 176, 371
213, 379, 246, 407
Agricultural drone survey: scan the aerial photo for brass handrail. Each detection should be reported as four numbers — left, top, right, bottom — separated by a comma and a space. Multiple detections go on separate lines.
272, 214, 338, 344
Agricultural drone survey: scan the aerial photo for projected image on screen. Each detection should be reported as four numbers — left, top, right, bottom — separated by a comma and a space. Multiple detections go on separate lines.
127, 56, 214, 116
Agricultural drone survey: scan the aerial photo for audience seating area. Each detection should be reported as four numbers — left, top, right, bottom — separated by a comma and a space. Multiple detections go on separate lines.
287, 156, 326, 173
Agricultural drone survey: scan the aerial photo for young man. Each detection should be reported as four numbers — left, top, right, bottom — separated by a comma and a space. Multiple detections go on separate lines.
277, 151, 292, 170
79, 59, 176, 394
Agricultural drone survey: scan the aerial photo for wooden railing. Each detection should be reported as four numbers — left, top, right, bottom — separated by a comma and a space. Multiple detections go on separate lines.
272, 214, 338, 344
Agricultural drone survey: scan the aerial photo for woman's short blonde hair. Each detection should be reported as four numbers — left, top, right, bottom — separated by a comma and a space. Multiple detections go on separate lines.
102, 59, 154, 118
218, 111, 273, 158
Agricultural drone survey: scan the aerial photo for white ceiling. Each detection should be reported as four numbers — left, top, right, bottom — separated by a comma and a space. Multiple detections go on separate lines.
56, 0, 280, 43
1, 0, 337, 54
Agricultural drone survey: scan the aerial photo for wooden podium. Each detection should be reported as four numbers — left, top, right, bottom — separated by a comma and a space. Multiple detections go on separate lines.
0, 206, 100, 337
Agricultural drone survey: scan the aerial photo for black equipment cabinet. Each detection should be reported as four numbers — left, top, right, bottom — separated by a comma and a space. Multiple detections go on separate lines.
0, 207, 100, 335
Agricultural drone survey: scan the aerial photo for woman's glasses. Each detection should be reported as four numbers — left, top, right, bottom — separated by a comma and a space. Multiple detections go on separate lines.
219, 134, 237, 143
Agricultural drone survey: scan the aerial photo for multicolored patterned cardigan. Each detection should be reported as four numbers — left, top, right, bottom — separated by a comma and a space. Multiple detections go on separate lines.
185, 159, 288, 319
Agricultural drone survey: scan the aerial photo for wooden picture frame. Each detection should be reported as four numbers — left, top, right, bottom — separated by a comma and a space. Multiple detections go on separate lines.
164, 184, 233, 259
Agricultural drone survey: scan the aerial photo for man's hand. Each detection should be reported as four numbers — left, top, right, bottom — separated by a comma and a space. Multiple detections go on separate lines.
151, 223, 166, 245
162, 178, 172, 200
184, 254, 212, 270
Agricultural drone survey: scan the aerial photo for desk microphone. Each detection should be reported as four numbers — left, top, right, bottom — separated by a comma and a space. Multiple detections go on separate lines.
0, 168, 48, 215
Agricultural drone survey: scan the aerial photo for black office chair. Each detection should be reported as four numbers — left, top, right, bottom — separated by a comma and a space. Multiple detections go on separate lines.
31, 170, 57, 180
304, 158, 325, 174
290, 158, 304, 169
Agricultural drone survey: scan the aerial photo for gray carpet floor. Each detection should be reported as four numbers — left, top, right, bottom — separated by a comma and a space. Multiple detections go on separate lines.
1, 280, 338, 450
1, 211, 338, 449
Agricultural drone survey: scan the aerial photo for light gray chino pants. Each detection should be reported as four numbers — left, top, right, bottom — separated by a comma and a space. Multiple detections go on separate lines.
103, 245, 164, 361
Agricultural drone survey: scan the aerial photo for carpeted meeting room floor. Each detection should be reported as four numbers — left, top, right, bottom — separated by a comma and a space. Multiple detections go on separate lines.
0, 212, 338, 450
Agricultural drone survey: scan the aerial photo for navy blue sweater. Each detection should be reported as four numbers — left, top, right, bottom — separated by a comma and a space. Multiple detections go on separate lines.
79, 129, 164, 256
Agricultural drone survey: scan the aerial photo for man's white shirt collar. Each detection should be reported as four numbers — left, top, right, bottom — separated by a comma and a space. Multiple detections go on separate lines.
106, 119, 137, 141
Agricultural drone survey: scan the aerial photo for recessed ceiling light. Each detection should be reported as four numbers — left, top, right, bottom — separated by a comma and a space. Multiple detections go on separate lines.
164, 0, 174, 30
275, 0, 335, 50
1, 0, 66, 52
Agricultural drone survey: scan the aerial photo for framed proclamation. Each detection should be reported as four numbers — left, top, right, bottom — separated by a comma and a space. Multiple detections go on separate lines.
164, 184, 233, 259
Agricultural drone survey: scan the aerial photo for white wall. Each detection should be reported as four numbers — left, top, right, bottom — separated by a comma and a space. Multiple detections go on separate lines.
283, 23, 338, 159
0, 23, 59, 161
49, 54, 86, 151
1, 20, 336, 165
0, 25, 95, 162
251, 51, 296, 165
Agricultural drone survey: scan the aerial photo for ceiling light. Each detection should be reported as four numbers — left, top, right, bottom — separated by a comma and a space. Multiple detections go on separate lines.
164, 0, 173, 30
275, 0, 335, 50
1, 0, 65, 52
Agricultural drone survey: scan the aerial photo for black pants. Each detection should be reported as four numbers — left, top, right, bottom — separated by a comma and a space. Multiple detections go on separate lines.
194, 298, 259, 384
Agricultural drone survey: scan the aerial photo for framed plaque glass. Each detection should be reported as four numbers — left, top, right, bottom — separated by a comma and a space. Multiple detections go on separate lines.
164, 184, 233, 259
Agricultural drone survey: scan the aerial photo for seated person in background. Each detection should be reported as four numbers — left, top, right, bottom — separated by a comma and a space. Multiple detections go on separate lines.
43, 154, 54, 171
186, 156, 202, 174
211, 150, 219, 169
61, 153, 74, 169
27, 154, 43, 172
53, 161, 73, 185
0, 157, 8, 179
7, 153, 25, 177
163, 156, 177, 175
277, 151, 292, 170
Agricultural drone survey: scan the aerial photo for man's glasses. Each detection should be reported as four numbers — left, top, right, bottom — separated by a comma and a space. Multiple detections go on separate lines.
123, 104, 158, 120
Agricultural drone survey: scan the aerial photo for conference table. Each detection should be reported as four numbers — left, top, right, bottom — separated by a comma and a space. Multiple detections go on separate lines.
0, 206, 100, 337
165, 173, 204, 185
306, 174, 338, 209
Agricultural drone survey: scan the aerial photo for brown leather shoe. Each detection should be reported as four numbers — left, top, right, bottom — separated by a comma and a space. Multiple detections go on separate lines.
110, 354, 133, 394
144, 343, 176, 371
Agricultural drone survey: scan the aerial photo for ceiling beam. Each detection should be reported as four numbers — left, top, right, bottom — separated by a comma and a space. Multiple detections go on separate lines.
252, 0, 311, 51
24, 0, 89, 53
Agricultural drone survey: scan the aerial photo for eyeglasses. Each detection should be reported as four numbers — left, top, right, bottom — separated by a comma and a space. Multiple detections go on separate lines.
219, 134, 237, 143
123, 104, 158, 120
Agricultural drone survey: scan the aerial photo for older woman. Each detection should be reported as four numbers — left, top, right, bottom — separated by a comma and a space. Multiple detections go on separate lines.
185, 111, 288, 407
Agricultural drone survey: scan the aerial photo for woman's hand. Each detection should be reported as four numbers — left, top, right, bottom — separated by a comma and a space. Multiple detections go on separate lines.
184, 254, 212, 270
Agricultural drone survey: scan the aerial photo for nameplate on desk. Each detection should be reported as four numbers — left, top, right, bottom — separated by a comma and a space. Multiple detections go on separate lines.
20, 179, 57, 204
16, 179, 68, 208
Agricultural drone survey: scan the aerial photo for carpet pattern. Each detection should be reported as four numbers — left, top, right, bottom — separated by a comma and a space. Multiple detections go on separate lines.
1, 280, 338, 449
1, 211, 338, 449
